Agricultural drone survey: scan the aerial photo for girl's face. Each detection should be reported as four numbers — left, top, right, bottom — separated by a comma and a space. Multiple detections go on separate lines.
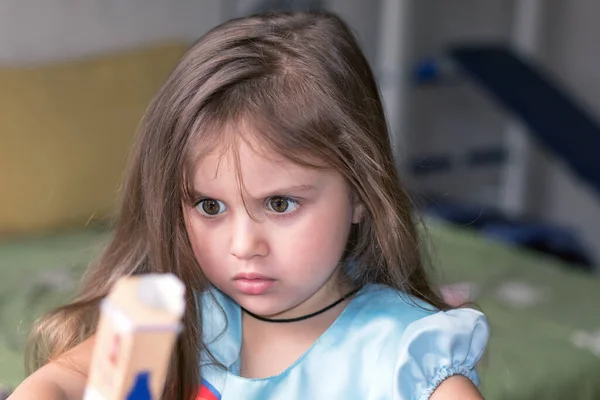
184, 128, 363, 319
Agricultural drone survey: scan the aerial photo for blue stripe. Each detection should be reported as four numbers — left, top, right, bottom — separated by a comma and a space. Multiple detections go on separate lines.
201, 378, 221, 400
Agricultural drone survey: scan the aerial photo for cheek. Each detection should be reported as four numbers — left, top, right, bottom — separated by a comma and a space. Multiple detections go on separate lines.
185, 216, 221, 275
279, 205, 353, 270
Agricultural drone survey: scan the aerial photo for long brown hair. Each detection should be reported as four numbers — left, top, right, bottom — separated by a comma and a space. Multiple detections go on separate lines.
27, 10, 447, 399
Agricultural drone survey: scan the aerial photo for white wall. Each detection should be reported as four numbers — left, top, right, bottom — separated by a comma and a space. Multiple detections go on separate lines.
0, 0, 223, 64
327, 0, 381, 64
538, 0, 600, 265
406, 0, 600, 266
409, 0, 515, 205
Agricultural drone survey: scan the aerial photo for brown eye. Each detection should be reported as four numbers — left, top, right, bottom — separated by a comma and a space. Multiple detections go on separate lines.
267, 196, 298, 213
198, 199, 226, 216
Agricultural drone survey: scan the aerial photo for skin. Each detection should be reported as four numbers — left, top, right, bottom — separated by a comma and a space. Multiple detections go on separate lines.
431, 375, 484, 399
8, 337, 94, 400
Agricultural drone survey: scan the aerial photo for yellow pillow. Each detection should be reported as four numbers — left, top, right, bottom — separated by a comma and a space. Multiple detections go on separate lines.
0, 42, 188, 235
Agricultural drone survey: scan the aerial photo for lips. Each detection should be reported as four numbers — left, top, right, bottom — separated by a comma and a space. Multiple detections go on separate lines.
233, 273, 276, 295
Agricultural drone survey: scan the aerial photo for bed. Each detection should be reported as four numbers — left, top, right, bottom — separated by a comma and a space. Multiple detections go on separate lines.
1, 222, 599, 399
430, 221, 600, 399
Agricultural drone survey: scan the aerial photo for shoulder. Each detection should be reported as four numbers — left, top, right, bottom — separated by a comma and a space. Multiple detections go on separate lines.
351, 284, 488, 336
9, 364, 68, 400
350, 284, 440, 325
9, 337, 94, 400
349, 285, 489, 399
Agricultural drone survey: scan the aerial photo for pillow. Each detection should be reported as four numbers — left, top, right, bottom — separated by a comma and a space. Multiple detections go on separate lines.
0, 42, 188, 235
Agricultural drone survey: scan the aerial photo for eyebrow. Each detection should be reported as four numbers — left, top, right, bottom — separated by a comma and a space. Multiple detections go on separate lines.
192, 184, 316, 200
258, 184, 316, 198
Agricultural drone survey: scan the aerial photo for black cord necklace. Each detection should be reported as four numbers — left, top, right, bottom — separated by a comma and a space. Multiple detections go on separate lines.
241, 287, 362, 323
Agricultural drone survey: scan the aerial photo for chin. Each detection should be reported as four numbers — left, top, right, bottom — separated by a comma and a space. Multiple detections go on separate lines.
234, 293, 293, 318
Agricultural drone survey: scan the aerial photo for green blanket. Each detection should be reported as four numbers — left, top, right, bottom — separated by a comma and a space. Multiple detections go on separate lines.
0, 228, 109, 392
1, 223, 599, 398
430, 223, 600, 399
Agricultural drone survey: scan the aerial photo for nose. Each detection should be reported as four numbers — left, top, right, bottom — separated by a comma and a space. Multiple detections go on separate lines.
230, 214, 269, 260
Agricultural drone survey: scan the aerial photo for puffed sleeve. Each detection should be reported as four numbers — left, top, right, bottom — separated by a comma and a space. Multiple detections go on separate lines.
394, 308, 490, 400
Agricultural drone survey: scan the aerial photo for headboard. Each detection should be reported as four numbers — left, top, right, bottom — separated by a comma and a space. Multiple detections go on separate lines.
0, 0, 223, 235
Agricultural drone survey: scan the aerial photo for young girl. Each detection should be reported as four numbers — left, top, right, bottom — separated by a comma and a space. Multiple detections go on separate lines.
10, 10, 489, 400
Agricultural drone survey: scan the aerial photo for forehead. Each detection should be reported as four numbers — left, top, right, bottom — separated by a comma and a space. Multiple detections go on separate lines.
191, 124, 321, 191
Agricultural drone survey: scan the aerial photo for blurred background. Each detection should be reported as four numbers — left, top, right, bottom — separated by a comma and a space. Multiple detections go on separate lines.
1, 0, 600, 399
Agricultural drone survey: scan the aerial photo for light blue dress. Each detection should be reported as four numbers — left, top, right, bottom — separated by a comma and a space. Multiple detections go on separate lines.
197, 284, 489, 400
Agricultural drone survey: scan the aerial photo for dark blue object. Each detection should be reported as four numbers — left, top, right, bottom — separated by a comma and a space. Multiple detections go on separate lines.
422, 200, 504, 229
410, 154, 453, 175
465, 147, 508, 167
414, 58, 443, 84
448, 44, 600, 197
421, 198, 594, 271
482, 223, 593, 267
126, 371, 152, 400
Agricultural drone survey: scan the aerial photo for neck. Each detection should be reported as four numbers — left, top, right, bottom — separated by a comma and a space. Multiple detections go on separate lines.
240, 285, 357, 361
238, 279, 359, 379
239, 295, 351, 379
241, 286, 360, 323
